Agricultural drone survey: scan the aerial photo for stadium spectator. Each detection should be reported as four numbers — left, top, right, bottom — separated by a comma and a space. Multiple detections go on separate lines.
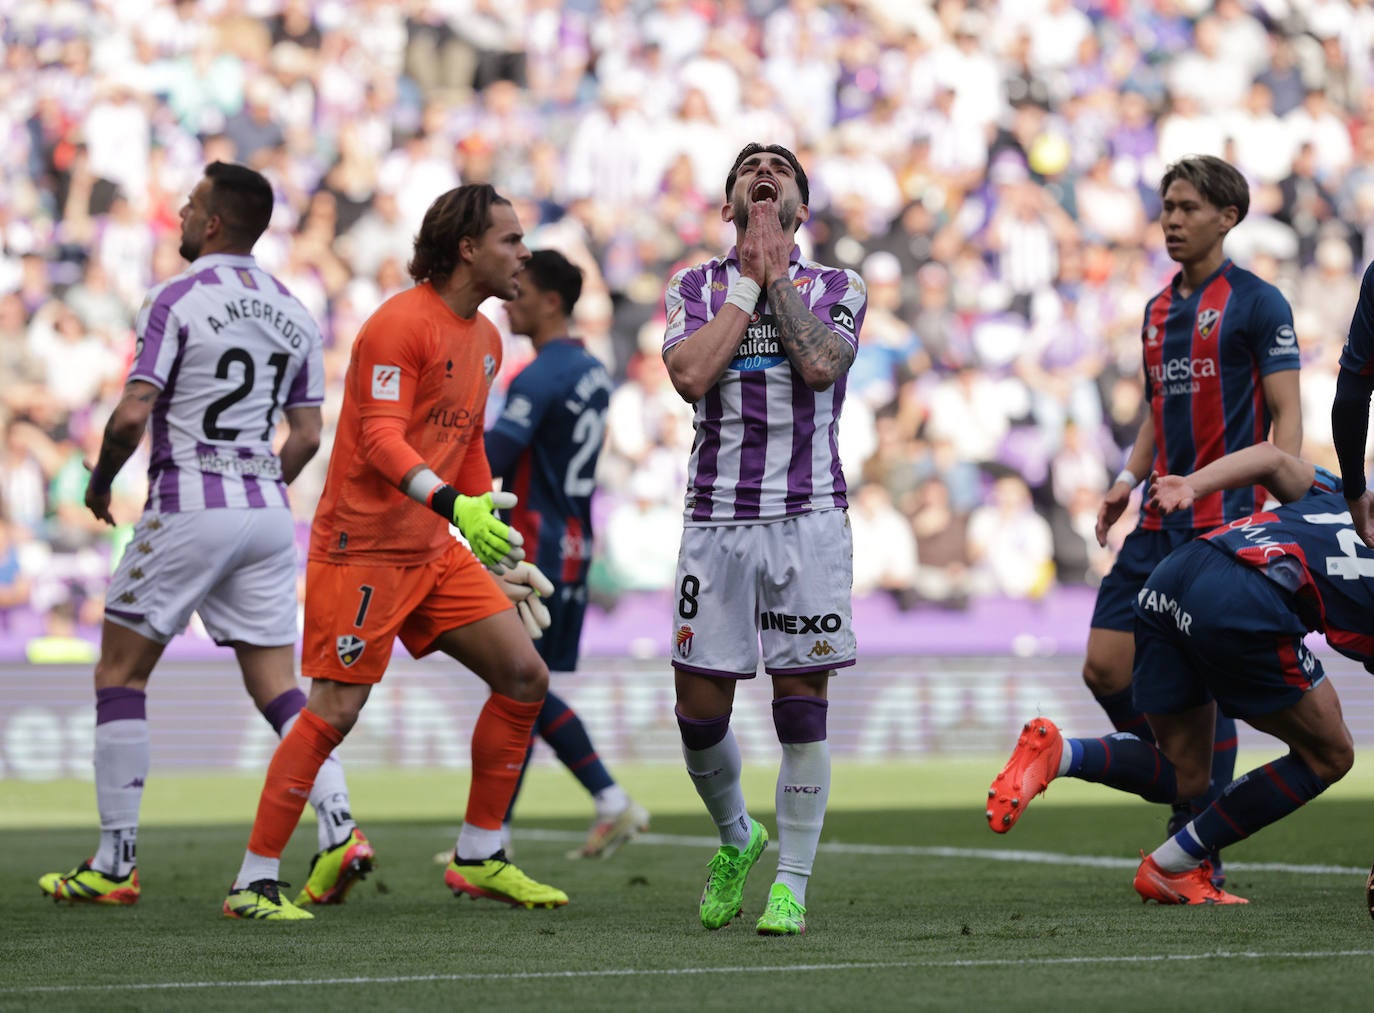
967, 473, 1055, 599
1085, 155, 1303, 882
38, 161, 366, 911
662, 142, 865, 937
850, 481, 918, 601
485, 248, 650, 859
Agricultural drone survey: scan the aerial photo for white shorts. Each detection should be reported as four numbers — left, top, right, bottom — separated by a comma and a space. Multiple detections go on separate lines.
671, 509, 855, 678
104, 508, 299, 647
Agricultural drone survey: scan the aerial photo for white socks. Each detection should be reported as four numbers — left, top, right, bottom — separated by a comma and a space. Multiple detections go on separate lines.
683, 729, 752, 849
774, 739, 830, 906
93, 718, 149, 878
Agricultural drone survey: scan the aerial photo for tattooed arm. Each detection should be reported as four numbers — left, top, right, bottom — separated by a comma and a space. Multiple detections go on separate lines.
767, 276, 857, 391
86, 379, 159, 524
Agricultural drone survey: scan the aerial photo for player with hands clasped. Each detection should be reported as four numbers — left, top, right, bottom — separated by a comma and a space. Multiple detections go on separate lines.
663, 144, 866, 935
223, 184, 566, 920
990, 442, 1361, 906
39, 162, 367, 911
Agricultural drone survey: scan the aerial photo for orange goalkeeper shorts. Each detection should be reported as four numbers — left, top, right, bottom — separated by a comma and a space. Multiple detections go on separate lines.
301, 540, 511, 684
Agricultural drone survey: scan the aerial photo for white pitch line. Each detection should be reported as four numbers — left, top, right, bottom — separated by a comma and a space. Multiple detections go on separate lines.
509, 828, 1368, 876
7, 952, 1374, 996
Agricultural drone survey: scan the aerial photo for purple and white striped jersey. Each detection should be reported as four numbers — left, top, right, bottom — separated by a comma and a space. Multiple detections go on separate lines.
663, 245, 866, 525
129, 252, 324, 513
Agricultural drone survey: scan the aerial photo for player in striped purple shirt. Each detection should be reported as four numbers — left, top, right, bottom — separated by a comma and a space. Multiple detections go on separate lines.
1087, 155, 1303, 880
663, 143, 866, 936
40, 163, 369, 911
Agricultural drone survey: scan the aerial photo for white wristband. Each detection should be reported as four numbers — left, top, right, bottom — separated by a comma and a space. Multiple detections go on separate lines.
403, 466, 444, 504
1115, 468, 1141, 489
725, 277, 762, 314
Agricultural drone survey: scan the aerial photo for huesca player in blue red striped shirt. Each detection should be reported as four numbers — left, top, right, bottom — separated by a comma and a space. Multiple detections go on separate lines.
1081, 155, 1303, 883
988, 443, 1359, 907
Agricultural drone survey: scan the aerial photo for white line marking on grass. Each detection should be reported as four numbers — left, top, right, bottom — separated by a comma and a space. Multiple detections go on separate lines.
7, 952, 1374, 995
511, 829, 1367, 877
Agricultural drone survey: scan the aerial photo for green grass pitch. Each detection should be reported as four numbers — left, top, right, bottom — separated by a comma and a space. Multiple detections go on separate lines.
4, 758, 1374, 1011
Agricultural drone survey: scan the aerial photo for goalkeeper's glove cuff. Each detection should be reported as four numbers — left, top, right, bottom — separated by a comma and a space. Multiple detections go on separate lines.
427, 482, 460, 520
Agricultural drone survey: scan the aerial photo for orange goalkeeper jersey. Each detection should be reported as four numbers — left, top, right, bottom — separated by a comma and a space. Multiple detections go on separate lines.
310, 283, 502, 565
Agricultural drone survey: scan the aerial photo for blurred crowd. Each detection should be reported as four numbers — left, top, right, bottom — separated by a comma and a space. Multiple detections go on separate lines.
2, 0, 1374, 643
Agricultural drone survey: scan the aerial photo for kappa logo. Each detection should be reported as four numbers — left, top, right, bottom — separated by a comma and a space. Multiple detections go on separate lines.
372, 364, 401, 401
674, 623, 695, 659
1196, 308, 1221, 339
1145, 324, 1160, 346
337, 634, 366, 667
807, 639, 837, 658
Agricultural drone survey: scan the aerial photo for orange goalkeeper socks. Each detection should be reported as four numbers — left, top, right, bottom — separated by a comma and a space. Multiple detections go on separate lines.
247, 708, 344, 859
466, 692, 543, 830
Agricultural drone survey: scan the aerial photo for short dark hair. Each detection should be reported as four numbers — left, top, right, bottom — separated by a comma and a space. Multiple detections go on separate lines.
1159, 155, 1250, 223
408, 183, 511, 286
204, 161, 273, 247
725, 143, 810, 206
524, 249, 583, 317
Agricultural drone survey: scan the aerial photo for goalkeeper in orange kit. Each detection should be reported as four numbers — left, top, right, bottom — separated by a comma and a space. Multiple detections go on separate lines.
222, 184, 566, 920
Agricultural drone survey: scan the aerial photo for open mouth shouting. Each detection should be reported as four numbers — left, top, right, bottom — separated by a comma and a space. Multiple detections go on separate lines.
750, 178, 779, 202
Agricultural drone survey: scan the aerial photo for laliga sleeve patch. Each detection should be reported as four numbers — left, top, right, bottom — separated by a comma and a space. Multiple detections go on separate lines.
372, 364, 401, 401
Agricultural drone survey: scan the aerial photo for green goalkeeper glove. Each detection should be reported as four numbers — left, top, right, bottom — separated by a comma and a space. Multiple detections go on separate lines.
431, 488, 525, 572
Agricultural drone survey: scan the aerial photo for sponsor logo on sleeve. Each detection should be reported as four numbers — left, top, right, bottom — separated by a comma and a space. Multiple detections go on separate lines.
484, 353, 497, 381
372, 365, 401, 401
503, 394, 534, 427
1270, 323, 1299, 356
829, 303, 855, 335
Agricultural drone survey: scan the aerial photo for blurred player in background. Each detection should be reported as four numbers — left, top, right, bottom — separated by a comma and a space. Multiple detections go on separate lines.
1084, 155, 1302, 878
224, 183, 566, 920
486, 248, 649, 859
662, 143, 866, 935
40, 162, 367, 908
990, 443, 1354, 906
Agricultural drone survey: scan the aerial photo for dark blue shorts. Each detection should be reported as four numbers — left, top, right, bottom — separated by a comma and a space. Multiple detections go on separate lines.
1091, 526, 1206, 631
536, 583, 589, 673
1131, 540, 1324, 720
